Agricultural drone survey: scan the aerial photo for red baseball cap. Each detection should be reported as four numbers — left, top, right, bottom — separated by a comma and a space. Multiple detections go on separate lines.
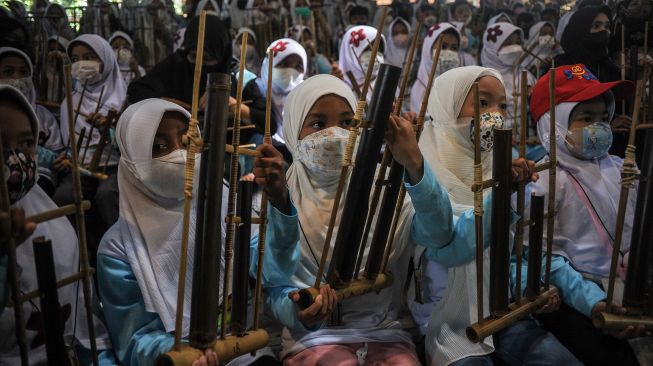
530, 64, 635, 122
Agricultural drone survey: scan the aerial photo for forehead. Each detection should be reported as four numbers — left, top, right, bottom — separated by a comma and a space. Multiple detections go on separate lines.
307, 94, 353, 113
478, 75, 505, 95
573, 96, 607, 112
0, 55, 28, 69
70, 43, 96, 56
0, 99, 33, 136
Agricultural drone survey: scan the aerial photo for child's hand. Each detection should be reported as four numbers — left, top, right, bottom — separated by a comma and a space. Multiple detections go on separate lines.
253, 143, 289, 213
591, 302, 652, 339
0, 207, 37, 251
534, 286, 561, 314
53, 153, 71, 173
330, 62, 344, 80
289, 285, 337, 328
191, 349, 218, 366
511, 158, 538, 185
611, 115, 632, 133
385, 114, 423, 183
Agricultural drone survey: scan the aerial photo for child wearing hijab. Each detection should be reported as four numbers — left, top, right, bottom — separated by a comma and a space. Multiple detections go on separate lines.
518, 64, 645, 366
233, 28, 260, 76
0, 85, 113, 365
409, 23, 464, 114
45, 36, 69, 104
0, 47, 64, 196
253, 74, 453, 366
417, 66, 581, 366
521, 21, 558, 77
338, 25, 385, 100
96, 98, 295, 366
255, 38, 307, 145
109, 31, 146, 86
481, 21, 535, 128
384, 17, 411, 68
53, 34, 127, 255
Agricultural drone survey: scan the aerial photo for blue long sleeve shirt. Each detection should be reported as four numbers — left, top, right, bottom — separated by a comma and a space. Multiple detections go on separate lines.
97, 204, 300, 366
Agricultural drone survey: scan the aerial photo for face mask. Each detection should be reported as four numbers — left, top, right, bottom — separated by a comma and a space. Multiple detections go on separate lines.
358, 51, 384, 76
424, 16, 437, 27
392, 34, 410, 48
437, 49, 460, 73
538, 35, 555, 48
457, 112, 505, 151
115, 48, 132, 67
296, 126, 349, 176
565, 121, 613, 160
272, 67, 303, 93
587, 30, 609, 50
295, 6, 311, 17
4, 149, 37, 204
0, 77, 33, 99
71, 60, 102, 84
498, 44, 523, 65
138, 149, 199, 199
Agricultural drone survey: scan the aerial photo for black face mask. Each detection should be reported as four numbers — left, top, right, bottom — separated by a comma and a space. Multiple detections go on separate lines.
586, 30, 610, 50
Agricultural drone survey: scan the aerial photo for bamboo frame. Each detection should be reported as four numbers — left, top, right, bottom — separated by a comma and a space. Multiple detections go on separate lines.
173, 10, 207, 351
297, 273, 394, 309
543, 65, 557, 289
27, 200, 91, 224
64, 63, 99, 366
313, 6, 388, 290
80, 86, 104, 164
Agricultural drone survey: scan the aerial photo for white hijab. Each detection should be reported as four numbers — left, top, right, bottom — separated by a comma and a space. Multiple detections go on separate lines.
419, 66, 503, 215
60, 34, 127, 161
338, 25, 385, 91
282, 74, 413, 290
480, 21, 522, 74
384, 17, 411, 68
410, 23, 461, 113
487, 12, 512, 26
0, 85, 108, 363
256, 38, 307, 143
521, 21, 556, 69
99, 99, 199, 335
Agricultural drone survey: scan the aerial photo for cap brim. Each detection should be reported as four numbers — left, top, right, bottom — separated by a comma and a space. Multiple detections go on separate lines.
568, 79, 635, 103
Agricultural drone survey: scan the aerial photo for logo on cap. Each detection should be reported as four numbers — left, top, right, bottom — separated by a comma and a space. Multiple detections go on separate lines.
563, 64, 598, 81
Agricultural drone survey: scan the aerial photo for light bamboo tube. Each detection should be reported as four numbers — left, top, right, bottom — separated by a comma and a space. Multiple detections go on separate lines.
174, 10, 208, 351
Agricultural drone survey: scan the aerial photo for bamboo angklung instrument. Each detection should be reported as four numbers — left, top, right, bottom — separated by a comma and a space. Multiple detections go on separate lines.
593, 79, 653, 330
80, 85, 105, 164
513, 70, 529, 303
32, 237, 73, 366
0, 133, 29, 366
159, 15, 268, 366
466, 68, 559, 342
381, 35, 444, 274
525, 194, 545, 301
355, 20, 423, 279
63, 63, 100, 366
543, 65, 558, 290
303, 7, 389, 304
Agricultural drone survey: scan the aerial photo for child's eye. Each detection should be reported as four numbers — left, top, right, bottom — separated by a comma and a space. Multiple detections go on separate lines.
500, 103, 508, 110
309, 120, 324, 129
480, 99, 489, 107
341, 119, 354, 128
152, 142, 168, 152
21, 138, 35, 149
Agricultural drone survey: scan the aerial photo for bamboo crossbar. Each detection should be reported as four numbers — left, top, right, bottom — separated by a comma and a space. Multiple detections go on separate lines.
27, 201, 91, 223
298, 273, 394, 309
20, 268, 97, 303
593, 312, 653, 331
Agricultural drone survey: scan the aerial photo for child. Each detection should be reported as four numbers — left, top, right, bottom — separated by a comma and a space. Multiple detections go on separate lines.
417, 66, 581, 366
0, 85, 111, 365
521, 64, 645, 366
108, 31, 146, 86
410, 23, 462, 114
338, 25, 385, 100
96, 98, 294, 365
384, 17, 411, 68
253, 74, 454, 365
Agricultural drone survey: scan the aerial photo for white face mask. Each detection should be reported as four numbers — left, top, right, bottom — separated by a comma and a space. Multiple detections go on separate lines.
138, 149, 200, 199
456, 112, 505, 152
115, 48, 132, 67
296, 126, 349, 178
538, 35, 555, 48
497, 44, 523, 65
437, 49, 460, 73
71, 60, 102, 84
358, 50, 384, 76
392, 34, 410, 48
272, 67, 303, 93
0, 77, 33, 99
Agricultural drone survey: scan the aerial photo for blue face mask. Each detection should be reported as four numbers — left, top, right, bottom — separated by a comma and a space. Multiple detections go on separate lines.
565, 121, 613, 160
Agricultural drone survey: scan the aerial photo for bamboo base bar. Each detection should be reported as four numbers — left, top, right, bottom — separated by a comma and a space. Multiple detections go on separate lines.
27, 201, 91, 224
592, 312, 653, 331
298, 272, 394, 309
466, 288, 556, 343
156, 329, 269, 366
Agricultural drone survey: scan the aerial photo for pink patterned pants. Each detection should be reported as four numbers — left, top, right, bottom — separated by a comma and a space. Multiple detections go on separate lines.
283, 341, 421, 366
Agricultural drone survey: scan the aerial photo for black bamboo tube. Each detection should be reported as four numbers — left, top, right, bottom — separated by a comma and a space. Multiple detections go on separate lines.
525, 194, 544, 302
189, 72, 231, 349
624, 129, 653, 308
325, 63, 401, 289
489, 128, 512, 317
76, 126, 86, 155
231, 180, 253, 336
364, 159, 404, 280
32, 237, 72, 366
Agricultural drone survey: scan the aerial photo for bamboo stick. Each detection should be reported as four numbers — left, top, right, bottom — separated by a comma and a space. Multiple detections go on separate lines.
64, 63, 99, 366
543, 65, 557, 290
514, 70, 528, 304
0, 133, 29, 366
174, 10, 207, 351
80, 85, 105, 164
27, 201, 91, 223
313, 6, 388, 290
472, 82, 484, 323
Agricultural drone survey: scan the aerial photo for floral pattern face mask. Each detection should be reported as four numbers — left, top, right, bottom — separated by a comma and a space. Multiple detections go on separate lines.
295, 126, 349, 177
4, 149, 37, 204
